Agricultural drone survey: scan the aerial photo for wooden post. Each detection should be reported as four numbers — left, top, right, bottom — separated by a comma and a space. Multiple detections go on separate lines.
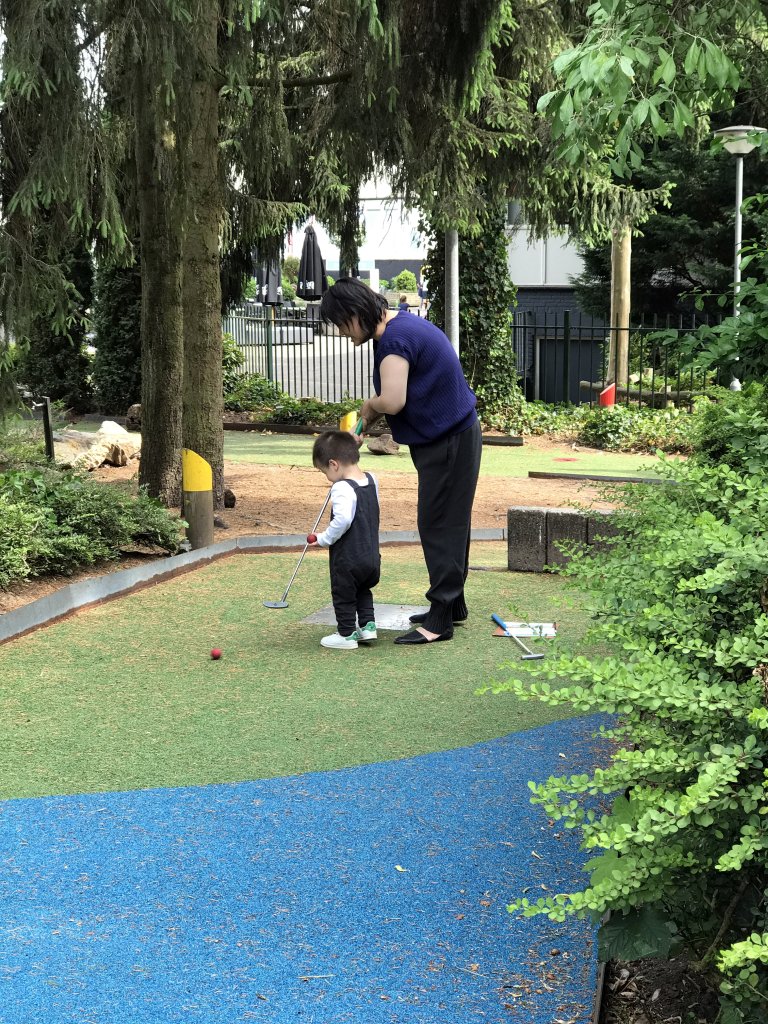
608, 225, 631, 387
182, 448, 214, 550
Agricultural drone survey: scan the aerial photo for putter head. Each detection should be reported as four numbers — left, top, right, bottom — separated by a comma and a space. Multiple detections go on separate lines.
522, 653, 545, 661
263, 600, 289, 609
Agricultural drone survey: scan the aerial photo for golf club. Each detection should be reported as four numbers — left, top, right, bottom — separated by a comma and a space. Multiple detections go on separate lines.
491, 613, 546, 660
263, 418, 364, 609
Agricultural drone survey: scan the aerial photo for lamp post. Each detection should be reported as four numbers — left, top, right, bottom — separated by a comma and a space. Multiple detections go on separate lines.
713, 125, 766, 390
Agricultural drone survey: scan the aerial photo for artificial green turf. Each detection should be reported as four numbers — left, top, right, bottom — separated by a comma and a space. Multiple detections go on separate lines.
0, 543, 589, 800
221, 431, 662, 478
68, 419, 662, 477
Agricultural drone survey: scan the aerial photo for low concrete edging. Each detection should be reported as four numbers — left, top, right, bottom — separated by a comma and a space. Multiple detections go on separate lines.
507, 506, 618, 572
0, 528, 506, 645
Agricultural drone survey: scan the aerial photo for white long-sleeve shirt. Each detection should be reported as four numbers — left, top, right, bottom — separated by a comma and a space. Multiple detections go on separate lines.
315, 474, 379, 547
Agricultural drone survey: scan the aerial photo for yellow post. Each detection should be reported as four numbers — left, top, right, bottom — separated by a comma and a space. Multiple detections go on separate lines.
182, 449, 214, 550
339, 411, 357, 433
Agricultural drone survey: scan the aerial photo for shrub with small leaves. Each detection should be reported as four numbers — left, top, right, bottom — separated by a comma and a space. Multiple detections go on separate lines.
485, 451, 768, 1020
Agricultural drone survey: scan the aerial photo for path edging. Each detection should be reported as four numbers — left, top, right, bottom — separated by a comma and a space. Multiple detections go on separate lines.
0, 529, 505, 645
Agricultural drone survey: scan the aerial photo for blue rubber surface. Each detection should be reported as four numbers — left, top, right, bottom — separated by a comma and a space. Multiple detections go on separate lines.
0, 717, 605, 1023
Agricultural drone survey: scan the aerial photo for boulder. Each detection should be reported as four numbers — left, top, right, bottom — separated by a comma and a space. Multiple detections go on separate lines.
55, 423, 142, 471
366, 432, 400, 456
125, 403, 142, 431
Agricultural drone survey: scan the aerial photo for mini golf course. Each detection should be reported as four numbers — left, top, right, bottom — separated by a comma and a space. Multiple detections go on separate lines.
0, 544, 607, 1022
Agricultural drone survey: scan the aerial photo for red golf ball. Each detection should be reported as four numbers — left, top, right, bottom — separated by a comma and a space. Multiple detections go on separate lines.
307, 533, 317, 544
210, 648, 222, 660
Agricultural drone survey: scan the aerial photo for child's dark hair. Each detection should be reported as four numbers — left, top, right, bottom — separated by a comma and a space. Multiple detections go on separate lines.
399, 294, 407, 303
312, 430, 360, 468
319, 278, 388, 338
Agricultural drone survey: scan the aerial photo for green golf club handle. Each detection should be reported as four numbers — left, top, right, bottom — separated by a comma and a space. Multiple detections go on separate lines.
354, 417, 364, 435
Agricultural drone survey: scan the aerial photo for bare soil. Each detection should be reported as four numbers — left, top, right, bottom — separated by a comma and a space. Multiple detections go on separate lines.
601, 958, 719, 1024
0, 435, 614, 613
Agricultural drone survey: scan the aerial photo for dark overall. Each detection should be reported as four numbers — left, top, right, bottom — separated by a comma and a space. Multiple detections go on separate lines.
329, 474, 381, 636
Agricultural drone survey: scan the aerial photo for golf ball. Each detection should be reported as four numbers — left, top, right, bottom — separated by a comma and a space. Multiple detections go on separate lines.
307, 533, 317, 544
210, 648, 222, 660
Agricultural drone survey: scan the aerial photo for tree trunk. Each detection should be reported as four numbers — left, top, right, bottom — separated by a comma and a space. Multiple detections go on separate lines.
181, 2, 224, 506
135, 59, 184, 505
608, 225, 631, 386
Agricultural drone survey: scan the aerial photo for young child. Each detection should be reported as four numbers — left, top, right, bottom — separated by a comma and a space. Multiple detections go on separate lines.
397, 294, 410, 312
309, 430, 380, 650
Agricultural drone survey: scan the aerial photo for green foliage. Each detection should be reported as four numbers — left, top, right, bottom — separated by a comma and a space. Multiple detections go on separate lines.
391, 269, 418, 292
91, 260, 143, 415
576, 403, 699, 453
487, 447, 768, 1019
221, 333, 244, 396
282, 256, 300, 286
223, 370, 357, 425
573, 132, 768, 318
281, 275, 296, 302
0, 467, 182, 588
694, 384, 768, 475
422, 201, 529, 433
537, 0, 753, 177
16, 245, 94, 414
652, 197, 768, 385
223, 372, 282, 411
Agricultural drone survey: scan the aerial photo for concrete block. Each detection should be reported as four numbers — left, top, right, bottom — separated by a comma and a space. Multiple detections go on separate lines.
546, 509, 588, 568
507, 507, 547, 572
587, 510, 621, 555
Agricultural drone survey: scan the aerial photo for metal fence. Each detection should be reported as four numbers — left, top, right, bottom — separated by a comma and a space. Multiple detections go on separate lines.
222, 303, 373, 402
512, 309, 724, 407
223, 304, 722, 408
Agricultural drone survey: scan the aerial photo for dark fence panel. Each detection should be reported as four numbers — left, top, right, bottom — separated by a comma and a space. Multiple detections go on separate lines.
223, 305, 723, 408
513, 309, 724, 407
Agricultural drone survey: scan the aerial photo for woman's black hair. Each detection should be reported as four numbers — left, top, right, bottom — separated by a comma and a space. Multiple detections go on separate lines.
319, 278, 388, 338
312, 430, 360, 468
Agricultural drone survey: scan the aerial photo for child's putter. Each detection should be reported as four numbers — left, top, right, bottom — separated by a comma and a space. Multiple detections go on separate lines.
263, 419, 364, 610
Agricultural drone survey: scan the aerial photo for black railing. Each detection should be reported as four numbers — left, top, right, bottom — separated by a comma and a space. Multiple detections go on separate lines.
222, 303, 374, 402
513, 309, 724, 408
223, 305, 722, 408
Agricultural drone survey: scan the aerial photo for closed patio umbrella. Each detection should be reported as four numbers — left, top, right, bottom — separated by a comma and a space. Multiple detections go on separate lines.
296, 225, 328, 300
254, 256, 283, 305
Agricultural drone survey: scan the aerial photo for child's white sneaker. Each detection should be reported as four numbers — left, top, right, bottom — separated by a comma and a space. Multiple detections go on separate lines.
352, 622, 378, 643
320, 632, 358, 650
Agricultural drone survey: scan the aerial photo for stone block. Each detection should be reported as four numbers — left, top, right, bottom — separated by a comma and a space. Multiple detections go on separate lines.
507, 507, 547, 572
587, 510, 620, 555
546, 509, 588, 568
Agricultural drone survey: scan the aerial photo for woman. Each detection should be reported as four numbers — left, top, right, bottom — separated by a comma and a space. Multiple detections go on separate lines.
320, 278, 482, 645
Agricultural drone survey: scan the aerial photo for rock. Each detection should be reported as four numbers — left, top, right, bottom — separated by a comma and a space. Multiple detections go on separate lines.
366, 432, 400, 456
224, 488, 236, 509
214, 516, 230, 529
125, 403, 142, 431
59, 425, 142, 471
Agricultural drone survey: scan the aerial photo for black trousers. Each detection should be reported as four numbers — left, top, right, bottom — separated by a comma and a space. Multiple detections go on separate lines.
330, 559, 380, 636
409, 418, 482, 634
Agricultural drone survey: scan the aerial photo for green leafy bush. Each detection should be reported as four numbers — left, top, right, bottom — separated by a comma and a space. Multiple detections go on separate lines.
222, 333, 245, 395
224, 372, 282, 411
0, 468, 182, 587
576, 403, 700, 453
693, 383, 768, 475
487, 454, 768, 1020
391, 269, 418, 291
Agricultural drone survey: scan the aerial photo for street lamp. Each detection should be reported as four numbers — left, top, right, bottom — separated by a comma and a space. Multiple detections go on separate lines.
713, 125, 766, 390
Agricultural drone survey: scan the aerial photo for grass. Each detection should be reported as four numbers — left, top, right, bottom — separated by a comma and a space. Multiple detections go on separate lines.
0, 543, 590, 800
221, 431, 663, 477
68, 419, 664, 476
